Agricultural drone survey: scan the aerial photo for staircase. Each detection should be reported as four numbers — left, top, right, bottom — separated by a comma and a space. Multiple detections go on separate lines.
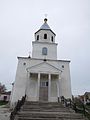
15, 101, 87, 120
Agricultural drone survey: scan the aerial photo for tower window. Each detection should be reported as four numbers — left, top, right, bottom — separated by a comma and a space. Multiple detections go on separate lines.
44, 34, 47, 39
51, 36, 53, 42
37, 35, 39, 40
42, 47, 47, 55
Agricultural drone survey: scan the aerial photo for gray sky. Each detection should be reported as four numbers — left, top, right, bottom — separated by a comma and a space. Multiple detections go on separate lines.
0, 0, 89, 95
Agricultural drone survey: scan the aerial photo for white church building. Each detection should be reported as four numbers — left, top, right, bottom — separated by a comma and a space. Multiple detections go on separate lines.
10, 18, 72, 106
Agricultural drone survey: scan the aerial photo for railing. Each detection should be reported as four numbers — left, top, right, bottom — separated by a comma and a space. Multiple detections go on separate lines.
10, 95, 26, 120
61, 96, 90, 120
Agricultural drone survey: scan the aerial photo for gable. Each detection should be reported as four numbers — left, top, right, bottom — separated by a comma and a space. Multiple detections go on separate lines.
26, 61, 62, 74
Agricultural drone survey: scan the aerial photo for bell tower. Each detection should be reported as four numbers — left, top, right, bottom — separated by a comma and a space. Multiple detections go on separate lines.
32, 18, 58, 60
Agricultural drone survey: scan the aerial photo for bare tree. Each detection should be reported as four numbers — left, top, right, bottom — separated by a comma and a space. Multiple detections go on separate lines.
0, 83, 6, 93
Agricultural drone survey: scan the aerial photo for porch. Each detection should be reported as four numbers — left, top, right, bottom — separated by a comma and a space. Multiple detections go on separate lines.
26, 73, 61, 102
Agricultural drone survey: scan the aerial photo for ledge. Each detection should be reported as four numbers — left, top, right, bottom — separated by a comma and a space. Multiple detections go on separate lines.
17, 57, 70, 62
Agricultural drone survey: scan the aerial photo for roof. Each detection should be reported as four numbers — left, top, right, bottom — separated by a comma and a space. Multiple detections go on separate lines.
40, 22, 50, 30
1, 91, 11, 95
35, 18, 56, 35
84, 92, 90, 95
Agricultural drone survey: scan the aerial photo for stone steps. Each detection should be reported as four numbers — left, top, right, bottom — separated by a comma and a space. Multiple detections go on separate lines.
17, 111, 83, 118
24, 101, 64, 106
16, 118, 86, 120
21, 108, 72, 112
22, 101, 71, 112
21, 109, 71, 112
15, 101, 87, 120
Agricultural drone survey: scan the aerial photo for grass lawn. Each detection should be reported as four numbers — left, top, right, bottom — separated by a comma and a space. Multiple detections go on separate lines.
0, 101, 8, 106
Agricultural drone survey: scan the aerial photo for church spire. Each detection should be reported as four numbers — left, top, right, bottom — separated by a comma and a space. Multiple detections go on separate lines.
35, 18, 56, 36
40, 18, 51, 30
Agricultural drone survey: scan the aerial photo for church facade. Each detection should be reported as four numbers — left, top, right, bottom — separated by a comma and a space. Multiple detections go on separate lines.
10, 18, 72, 106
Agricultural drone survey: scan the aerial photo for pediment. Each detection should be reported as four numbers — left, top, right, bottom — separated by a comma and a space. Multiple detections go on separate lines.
26, 61, 62, 74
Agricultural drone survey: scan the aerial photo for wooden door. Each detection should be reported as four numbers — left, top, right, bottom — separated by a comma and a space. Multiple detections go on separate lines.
39, 80, 48, 101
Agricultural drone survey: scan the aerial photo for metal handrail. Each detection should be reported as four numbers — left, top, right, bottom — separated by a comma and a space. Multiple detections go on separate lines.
61, 96, 90, 120
10, 95, 26, 120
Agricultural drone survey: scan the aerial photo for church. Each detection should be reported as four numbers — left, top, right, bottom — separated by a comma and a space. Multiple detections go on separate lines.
10, 18, 72, 106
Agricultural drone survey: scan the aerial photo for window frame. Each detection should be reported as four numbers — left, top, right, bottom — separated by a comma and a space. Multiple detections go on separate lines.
44, 34, 47, 39
37, 35, 39, 40
42, 47, 48, 55
51, 36, 53, 42
40, 81, 48, 87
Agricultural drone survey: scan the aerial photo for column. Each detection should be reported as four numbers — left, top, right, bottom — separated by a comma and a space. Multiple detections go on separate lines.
57, 76, 60, 99
37, 73, 40, 101
48, 74, 51, 102
58, 74, 62, 102
25, 71, 30, 101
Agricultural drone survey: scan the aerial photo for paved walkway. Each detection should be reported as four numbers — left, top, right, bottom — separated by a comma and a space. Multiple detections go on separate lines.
0, 105, 11, 120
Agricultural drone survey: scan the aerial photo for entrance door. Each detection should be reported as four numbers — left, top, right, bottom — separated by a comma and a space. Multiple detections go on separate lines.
39, 80, 48, 101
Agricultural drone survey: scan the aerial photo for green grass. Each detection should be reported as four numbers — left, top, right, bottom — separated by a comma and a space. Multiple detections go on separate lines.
0, 101, 8, 106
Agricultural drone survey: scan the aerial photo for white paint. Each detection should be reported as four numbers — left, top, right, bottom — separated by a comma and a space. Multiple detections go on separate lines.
32, 42, 57, 60
10, 19, 72, 107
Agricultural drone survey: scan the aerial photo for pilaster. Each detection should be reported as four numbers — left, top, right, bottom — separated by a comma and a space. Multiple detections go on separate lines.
37, 73, 40, 101
25, 71, 30, 100
48, 74, 51, 101
59, 74, 62, 101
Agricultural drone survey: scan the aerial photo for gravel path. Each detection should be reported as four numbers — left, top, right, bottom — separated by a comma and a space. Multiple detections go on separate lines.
0, 105, 11, 120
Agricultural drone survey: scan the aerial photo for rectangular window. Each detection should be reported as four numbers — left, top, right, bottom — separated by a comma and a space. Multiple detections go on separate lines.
44, 34, 47, 39
42, 47, 47, 55
37, 35, 39, 40
40, 81, 48, 87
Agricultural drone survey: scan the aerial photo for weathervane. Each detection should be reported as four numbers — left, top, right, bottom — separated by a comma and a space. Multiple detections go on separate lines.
44, 14, 48, 22
45, 14, 48, 18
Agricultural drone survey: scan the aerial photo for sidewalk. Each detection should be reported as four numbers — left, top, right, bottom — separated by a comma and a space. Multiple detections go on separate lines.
0, 105, 10, 120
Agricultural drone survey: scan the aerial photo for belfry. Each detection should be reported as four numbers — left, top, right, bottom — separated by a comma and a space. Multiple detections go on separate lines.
10, 18, 72, 106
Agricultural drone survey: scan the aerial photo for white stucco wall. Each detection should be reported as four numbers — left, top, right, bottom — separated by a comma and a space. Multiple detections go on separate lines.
32, 42, 57, 60
26, 76, 38, 101
10, 57, 72, 106
50, 79, 58, 102
10, 59, 28, 106
59, 62, 72, 99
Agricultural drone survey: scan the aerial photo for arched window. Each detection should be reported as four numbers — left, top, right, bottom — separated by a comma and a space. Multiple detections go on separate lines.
51, 36, 53, 42
44, 34, 47, 39
42, 47, 47, 55
37, 35, 39, 40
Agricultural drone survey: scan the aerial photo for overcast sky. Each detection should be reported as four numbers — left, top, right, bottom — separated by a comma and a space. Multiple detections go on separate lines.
0, 0, 89, 95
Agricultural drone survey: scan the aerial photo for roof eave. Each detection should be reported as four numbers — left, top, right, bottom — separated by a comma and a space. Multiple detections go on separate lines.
35, 29, 56, 36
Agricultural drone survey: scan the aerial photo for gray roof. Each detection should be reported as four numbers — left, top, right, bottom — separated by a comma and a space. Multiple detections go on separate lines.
40, 22, 51, 30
